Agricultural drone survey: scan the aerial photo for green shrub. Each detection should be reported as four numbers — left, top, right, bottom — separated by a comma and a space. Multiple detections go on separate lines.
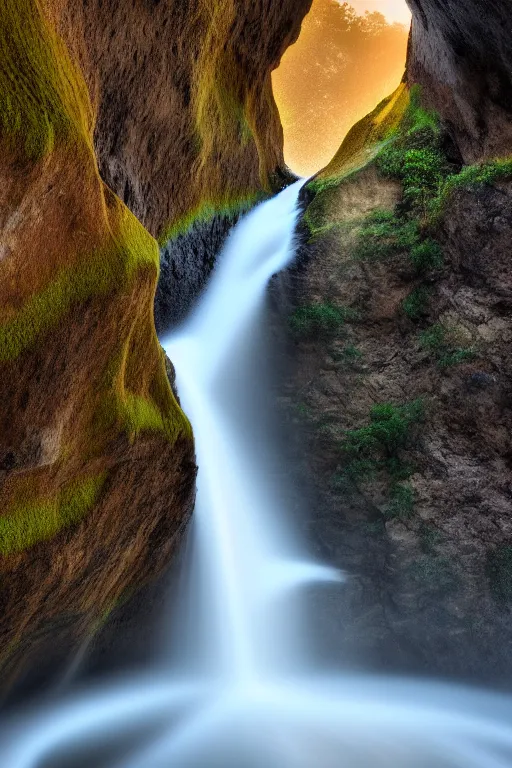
343, 399, 424, 460
340, 400, 424, 506
376, 87, 451, 216
486, 546, 512, 603
420, 323, 475, 368
441, 159, 512, 201
402, 286, 431, 320
410, 240, 444, 273
289, 303, 357, 338
385, 483, 415, 520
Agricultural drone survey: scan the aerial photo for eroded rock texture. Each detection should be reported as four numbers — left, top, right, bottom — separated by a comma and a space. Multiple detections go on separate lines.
286, 0, 512, 679
0, 0, 314, 695
55, 0, 311, 328
407, 0, 512, 162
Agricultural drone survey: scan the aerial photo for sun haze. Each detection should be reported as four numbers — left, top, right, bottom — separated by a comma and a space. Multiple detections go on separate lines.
273, 0, 410, 176
350, 0, 411, 24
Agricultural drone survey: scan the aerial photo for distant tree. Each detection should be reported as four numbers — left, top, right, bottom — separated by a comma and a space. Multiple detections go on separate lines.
272, 0, 409, 175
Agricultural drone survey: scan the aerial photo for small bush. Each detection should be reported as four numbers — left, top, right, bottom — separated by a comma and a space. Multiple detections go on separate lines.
385, 483, 415, 520
420, 323, 476, 368
441, 159, 512, 202
486, 546, 512, 603
343, 399, 424, 460
402, 286, 431, 320
289, 303, 356, 338
410, 240, 444, 273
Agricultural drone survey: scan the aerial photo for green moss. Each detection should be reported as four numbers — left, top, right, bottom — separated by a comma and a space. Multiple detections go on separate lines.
419, 323, 476, 368
0, 209, 159, 363
289, 303, 358, 339
158, 192, 264, 247
117, 393, 178, 442
0, 474, 106, 556
0, 0, 92, 160
487, 546, 512, 603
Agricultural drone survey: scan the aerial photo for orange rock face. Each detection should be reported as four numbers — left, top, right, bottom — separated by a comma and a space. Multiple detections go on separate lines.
0, 0, 311, 692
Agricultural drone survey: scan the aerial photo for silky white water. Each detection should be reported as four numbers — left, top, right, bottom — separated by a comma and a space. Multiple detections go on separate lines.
3, 180, 512, 767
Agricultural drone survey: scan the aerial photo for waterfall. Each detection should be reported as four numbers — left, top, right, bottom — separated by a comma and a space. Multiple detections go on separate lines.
2, 181, 512, 767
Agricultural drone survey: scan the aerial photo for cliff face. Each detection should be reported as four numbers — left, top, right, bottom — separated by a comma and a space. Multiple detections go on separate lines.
287, 4, 512, 679
54, 0, 312, 328
406, 0, 512, 163
0, 0, 198, 693
1, 0, 314, 694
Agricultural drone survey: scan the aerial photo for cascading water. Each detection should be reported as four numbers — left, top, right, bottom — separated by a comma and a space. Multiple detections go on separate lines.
3, 180, 512, 767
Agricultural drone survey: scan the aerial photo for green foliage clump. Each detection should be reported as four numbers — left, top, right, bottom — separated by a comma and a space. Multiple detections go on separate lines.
355, 209, 419, 261
420, 323, 475, 368
0, 474, 106, 556
410, 240, 444, 273
342, 400, 424, 469
443, 159, 512, 193
376, 86, 451, 216
340, 399, 424, 515
487, 546, 512, 603
402, 286, 431, 320
289, 303, 357, 339
385, 483, 415, 520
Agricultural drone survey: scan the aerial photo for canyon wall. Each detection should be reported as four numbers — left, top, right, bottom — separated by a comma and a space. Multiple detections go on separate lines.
0, 0, 311, 695
407, 0, 512, 163
56, 0, 312, 327
286, 0, 512, 678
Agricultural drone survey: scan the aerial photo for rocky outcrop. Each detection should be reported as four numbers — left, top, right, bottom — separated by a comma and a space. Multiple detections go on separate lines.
0, 0, 200, 695
287, 1, 512, 680
0, 0, 314, 697
54, 0, 310, 329
406, 0, 512, 163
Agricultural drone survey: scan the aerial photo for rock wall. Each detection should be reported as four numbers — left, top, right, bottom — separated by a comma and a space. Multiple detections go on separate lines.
406, 0, 512, 162
0, 0, 313, 694
55, 0, 311, 328
286, 1, 512, 679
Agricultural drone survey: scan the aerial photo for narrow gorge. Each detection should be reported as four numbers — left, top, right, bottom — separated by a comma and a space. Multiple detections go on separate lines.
1, 0, 512, 765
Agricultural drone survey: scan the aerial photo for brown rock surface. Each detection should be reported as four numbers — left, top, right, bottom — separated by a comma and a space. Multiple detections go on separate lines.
0, 0, 313, 696
406, 0, 512, 162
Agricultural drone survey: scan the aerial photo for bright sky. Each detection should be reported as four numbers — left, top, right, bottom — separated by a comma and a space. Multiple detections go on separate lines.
349, 0, 411, 25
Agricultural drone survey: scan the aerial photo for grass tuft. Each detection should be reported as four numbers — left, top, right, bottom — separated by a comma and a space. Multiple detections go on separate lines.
289, 303, 358, 339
